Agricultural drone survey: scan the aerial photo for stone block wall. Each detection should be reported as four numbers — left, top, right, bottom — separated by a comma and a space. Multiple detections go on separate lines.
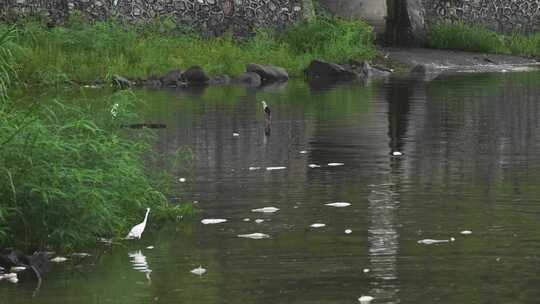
0, 0, 308, 36
422, 0, 540, 34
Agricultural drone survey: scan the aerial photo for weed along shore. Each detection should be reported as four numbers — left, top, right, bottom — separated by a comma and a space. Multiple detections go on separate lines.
2, 1, 540, 299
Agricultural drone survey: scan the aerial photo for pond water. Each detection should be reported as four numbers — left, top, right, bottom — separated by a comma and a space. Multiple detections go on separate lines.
3, 71, 540, 303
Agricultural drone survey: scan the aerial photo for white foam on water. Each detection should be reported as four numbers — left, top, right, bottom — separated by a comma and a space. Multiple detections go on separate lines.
358, 295, 374, 303
251, 207, 279, 213
237, 233, 270, 239
327, 163, 344, 167
201, 219, 228, 225
417, 239, 450, 245
266, 166, 287, 171
190, 266, 207, 276
325, 202, 351, 208
310, 223, 326, 228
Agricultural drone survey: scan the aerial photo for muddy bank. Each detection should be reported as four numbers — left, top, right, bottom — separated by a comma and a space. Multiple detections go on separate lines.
382, 47, 540, 74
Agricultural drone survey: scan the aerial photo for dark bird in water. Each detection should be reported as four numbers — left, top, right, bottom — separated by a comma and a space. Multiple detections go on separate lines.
261, 101, 271, 137
261, 101, 271, 120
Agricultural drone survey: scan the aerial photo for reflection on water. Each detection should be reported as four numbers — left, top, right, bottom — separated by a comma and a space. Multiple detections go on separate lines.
3, 71, 540, 303
367, 183, 399, 303
128, 250, 152, 284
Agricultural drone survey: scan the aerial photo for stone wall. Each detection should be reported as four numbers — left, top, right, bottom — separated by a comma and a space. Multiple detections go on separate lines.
0, 0, 308, 36
422, 0, 540, 34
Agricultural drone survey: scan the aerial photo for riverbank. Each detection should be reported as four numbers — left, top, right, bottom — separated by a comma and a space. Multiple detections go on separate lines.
1, 16, 376, 87
0, 29, 195, 252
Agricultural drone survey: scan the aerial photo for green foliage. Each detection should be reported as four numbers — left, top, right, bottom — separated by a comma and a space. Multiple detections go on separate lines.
427, 22, 507, 53
427, 21, 540, 58
0, 91, 194, 250
279, 17, 376, 63
508, 33, 540, 58
0, 16, 376, 85
0, 27, 16, 105
0, 27, 194, 250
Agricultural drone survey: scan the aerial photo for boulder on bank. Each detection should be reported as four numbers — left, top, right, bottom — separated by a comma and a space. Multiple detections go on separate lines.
210, 74, 231, 85
410, 64, 440, 81
161, 69, 183, 87
182, 66, 209, 85
236, 72, 262, 87
112, 75, 132, 89
304, 59, 357, 81
246, 63, 288, 83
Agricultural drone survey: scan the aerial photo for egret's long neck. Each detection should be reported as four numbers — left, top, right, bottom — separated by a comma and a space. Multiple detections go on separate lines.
143, 210, 150, 224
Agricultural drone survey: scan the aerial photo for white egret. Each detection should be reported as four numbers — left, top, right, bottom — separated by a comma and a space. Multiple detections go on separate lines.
125, 208, 151, 240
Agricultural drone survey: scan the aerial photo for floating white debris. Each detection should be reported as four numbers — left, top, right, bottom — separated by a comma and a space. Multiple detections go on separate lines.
450, 237, 455, 242
345, 229, 352, 234
249, 167, 261, 171
83, 84, 99, 89
266, 166, 287, 171
310, 223, 326, 228
308, 164, 322, 168
50, 257, 68, 263
243, 218, 251, 222
255, 219, 265, 224
97, 237, 113, 244
358, 295, 374, 303
325, 202, 351, 208
232, 133, 240, 137
299, 150, 308, 154
146, 246, 155, 249
251, 207, 279, 213
2, 273, 16, 280
72, 252, 91, 258
190, 266, 207, 276
237, 233, 270, 239
460, 230, 472, 235
7, 276, 18, 284
417, 239, 450, 245
392, 151, 403, 156
201, 219, 228, 225
10, 266, 26, 273
363, 268, 370, 273
178, 178, 186, 183
327, 163, 344, 167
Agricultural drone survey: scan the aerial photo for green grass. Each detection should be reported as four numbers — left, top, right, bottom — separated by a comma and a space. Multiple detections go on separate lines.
427, 21, 540, 58
0, 16, 376, 85
0, 28, 195, 251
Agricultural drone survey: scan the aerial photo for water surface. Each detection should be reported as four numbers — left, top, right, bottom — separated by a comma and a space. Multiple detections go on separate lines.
3, 71, 540, 303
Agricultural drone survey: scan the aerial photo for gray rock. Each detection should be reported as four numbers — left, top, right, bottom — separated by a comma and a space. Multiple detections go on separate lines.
361, 61, 392, 78
160, 69, 182, 87
112, 75, 132, 89
304, 59, 357, 81
410, 64, 440, 81
145, 75, 163, 88
236, 72, 262, 87
246, 63, 288, 83
210, 74, 231, 85
182, 66, 209, 85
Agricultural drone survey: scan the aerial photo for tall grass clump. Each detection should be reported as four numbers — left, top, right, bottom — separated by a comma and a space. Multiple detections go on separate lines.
279, 17, 376, 63
508, 33, 540, 58
0, 15, 376, 85
0, 28, 193, 250
427, 21, 540, 59
427, 22, 508, 53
